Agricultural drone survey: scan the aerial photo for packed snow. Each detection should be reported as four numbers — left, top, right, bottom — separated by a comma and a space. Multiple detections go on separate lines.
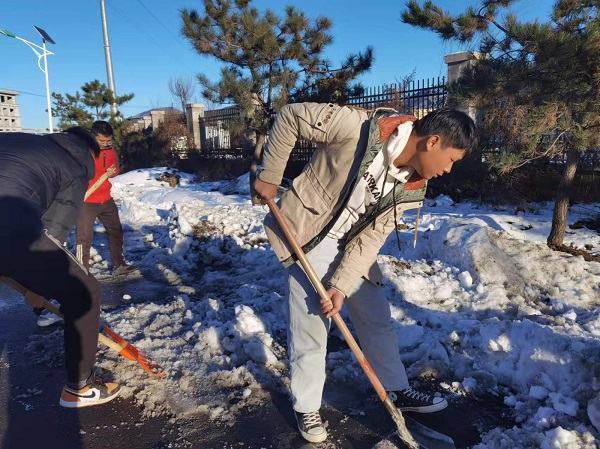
31, 168, 600, 447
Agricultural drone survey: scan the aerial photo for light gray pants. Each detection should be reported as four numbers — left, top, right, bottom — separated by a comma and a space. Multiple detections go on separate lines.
286, 236, 409, 413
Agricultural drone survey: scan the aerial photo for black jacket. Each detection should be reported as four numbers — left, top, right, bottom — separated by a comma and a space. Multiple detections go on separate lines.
0, 132, 95, 244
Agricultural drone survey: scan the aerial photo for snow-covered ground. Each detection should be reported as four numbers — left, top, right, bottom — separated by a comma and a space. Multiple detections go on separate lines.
79, 168, 600, 448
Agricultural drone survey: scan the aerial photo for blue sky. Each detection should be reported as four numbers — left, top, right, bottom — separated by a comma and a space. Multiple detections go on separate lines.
1, 0, 552, 130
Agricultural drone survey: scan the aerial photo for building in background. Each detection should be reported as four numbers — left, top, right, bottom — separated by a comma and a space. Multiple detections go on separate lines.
128, 106, 179, 132
0, 89, 22, 132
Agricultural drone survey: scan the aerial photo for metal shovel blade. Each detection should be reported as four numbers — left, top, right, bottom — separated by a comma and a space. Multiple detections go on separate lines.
378, 416, 456, 449
404, 416, 456, 449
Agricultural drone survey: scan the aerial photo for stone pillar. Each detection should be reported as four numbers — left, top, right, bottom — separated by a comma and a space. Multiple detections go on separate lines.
185, 103, 205, 149
444, 51, 480, 119
142, 115, 152, 129
150, 110, 166, 130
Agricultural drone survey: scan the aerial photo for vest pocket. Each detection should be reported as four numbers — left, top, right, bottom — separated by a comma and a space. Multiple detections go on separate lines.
291, 166, 332, 214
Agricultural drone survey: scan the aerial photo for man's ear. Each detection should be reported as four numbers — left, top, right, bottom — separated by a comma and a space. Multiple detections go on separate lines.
426, 135, 441, 150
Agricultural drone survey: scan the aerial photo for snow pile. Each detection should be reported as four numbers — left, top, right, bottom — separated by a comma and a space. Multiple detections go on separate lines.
79, 168, 600, 447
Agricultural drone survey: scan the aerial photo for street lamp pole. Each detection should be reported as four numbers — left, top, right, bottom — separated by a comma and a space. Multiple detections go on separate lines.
41, 38, 53, 132
0, 26, 56, 132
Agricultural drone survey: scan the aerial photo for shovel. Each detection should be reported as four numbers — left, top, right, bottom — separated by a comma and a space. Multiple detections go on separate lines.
43, 298, 166, 377
0, 276, 165, 377
84, 168, 112, 200
265, 199, 455, 449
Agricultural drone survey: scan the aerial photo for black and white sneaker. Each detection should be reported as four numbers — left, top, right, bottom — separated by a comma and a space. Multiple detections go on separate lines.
294, 410, 327, 443
389, 387, 448, 413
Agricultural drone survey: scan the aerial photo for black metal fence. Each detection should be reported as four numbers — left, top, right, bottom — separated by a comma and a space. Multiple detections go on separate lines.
346, 77, 447, 116
196, 81, 599, 177
197, 77, 448, 162
199, 105, 246, 159
290, 77, 448, 162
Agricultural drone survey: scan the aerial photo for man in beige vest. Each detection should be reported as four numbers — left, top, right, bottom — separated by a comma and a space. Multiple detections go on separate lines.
255, 103, 479, 443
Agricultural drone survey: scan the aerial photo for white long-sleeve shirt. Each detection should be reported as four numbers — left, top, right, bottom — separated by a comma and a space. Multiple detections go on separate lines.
327, 121, 415, 239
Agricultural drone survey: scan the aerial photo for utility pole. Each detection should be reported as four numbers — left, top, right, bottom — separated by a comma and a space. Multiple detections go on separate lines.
100, 0, 119, 117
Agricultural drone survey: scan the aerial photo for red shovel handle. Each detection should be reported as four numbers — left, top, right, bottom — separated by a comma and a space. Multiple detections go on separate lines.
0, 276, 165, 378
103, 325, 166, 377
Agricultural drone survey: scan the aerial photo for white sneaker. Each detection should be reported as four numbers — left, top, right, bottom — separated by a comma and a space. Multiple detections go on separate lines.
37, 299, 64, 327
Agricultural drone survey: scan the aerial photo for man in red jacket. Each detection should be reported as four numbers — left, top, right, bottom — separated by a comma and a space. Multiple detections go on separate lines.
75, 121, 136, 276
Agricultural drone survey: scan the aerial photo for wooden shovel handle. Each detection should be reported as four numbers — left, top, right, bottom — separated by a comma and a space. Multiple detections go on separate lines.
267, 199, 419, 449
37, 300, 124, 357
29, 298, 128, 353
0, 276, 165, 377
38, 297, 129, 356
1, 277, 125, 353
41, 294, 145, 365
41, 296, 63, 318
84, 170, 111, 200
33, 289, 131, 360
0, 276, 64, 319
265, 200, 388, 399
265, 199, 418, 448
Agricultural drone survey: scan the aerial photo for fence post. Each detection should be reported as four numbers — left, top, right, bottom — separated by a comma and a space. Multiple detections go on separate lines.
185, 103, 205, 150
444, 51, 480, 120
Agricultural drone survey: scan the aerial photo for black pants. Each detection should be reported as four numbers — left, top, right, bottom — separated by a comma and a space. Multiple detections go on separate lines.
1, 230, 100, 387
76, 198, 125, 269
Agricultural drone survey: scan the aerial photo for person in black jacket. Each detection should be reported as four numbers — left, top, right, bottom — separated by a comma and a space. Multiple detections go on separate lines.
0, 127, 121, 408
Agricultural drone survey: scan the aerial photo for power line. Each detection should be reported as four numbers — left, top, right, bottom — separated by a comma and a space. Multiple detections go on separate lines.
105, 0, 199, 75
11, 90, 46, 98
136, 0, 184, 45
104, 0, 167, 54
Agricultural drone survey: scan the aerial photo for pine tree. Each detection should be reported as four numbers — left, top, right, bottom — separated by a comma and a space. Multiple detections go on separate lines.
181, 0, 373, 194
402, 0, 600, 249
52, 80, 134, 137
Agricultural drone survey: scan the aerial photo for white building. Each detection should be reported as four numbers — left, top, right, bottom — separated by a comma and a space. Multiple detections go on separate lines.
0, 89, 22, 132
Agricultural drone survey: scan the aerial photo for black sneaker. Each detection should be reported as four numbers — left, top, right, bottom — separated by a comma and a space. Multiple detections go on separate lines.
59, 373, 121, 408
389, 387, 448, 413
294, 410, 327, 443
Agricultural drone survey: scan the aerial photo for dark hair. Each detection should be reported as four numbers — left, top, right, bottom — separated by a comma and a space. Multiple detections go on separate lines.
91, 120, 114, 137
414, 108, 479, 156
65, 126, 101, 157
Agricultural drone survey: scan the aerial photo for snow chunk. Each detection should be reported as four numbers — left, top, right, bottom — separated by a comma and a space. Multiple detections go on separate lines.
457, 271, 473, 288
529, 386, 549, 400
488, 334, 511, 352
548, 392, 579, 417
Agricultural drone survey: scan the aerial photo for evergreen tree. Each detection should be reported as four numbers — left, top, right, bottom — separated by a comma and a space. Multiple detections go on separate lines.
181, 0, 373, 193
52, 80, 134, 137
402, 0, 600, 250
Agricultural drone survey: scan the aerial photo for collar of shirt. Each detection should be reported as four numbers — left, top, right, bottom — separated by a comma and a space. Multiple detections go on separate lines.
387, 165, 415, 183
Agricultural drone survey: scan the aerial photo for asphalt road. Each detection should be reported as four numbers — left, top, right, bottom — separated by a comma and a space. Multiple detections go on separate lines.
0, 280, 509, 449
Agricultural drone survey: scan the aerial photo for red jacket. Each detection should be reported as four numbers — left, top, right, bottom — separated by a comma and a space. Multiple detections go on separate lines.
85, 147, 119, 203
